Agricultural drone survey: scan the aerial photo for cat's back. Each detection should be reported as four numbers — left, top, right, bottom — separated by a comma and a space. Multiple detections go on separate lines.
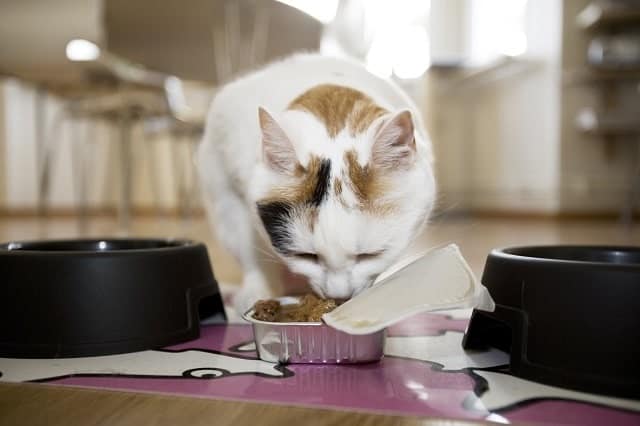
200, 53, 429, 191
211, 53, 419, 125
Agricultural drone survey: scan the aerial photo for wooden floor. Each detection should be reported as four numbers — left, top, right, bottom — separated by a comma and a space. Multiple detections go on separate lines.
1, 214, 637, 284
0, 214, 638, 426
0, 382, 478, 426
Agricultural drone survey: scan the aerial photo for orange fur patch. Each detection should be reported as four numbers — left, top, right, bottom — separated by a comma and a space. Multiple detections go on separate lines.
262, 156, 328, 205
288, 84, 388, 138
333, 178, 342, 196
344, 150, 395, 214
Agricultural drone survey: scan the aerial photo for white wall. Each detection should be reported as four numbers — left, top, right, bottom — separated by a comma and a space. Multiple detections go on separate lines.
427, 0, 563, 214
430, 0, 469, 65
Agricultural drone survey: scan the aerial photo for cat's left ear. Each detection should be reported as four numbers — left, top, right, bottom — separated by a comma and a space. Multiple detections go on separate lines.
371, 110, 416, 171
258, 107, 298, 175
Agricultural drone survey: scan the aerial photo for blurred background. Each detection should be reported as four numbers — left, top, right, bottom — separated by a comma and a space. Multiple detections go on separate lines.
1, 0, 639, 281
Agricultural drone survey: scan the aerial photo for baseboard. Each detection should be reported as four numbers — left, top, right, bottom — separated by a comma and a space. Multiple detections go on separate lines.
436, 187, 638, 219
0, 206, 206, 218
469, 209, 638, 221
0, 205, 634, 221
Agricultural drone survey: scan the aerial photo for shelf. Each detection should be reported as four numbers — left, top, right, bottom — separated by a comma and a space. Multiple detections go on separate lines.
577, 3, 640, 31
434, 57, 542, 94
576, 107, 640, 136
565, 67, 640, 85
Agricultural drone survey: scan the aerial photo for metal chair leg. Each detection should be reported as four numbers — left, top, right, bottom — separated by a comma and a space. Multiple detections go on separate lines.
183, 130, 202, 225
143, 127, 165, 218
71, 118, 93, 235
622, 139, 640, 228
118, 114, 133, 233
34, 86, 48, 218
170, 130, 187, 220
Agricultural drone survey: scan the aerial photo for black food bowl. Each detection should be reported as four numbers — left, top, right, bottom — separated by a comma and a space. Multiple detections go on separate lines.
463, 245, 640, 399
0, 238, 225, 358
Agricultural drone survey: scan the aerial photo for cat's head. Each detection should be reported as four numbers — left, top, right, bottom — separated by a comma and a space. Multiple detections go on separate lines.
251, 87, 435, 299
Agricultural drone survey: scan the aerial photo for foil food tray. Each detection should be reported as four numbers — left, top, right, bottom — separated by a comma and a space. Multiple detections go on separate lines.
243, 298, 384, 364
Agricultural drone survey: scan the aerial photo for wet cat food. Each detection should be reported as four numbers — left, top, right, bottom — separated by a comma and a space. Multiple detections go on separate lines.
252, 294, 338, 322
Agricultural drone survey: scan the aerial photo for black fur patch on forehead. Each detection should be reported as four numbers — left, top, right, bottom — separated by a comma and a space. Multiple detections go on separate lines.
257, 159, 331, 255
257, 201, 294, 255
309, 159, 331, 207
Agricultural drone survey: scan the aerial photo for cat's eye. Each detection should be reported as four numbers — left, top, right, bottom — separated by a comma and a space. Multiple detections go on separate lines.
293, 252, 319, 262
356, 251, 384, 262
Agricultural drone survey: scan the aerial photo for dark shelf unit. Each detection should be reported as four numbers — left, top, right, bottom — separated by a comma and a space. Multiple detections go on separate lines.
577, 3, 640, 31
574, 2, 640, 223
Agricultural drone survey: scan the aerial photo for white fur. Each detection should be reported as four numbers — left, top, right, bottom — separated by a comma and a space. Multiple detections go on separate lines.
197, 53, 436, 312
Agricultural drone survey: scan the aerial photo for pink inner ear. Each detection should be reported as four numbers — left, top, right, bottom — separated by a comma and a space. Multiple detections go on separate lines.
258, 107, 298, 175
372, 110, 416, 170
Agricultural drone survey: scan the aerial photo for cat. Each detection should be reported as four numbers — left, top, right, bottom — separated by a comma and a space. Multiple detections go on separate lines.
197, 53, 435, 313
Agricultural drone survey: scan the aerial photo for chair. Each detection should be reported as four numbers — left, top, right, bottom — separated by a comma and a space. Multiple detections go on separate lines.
143, 77, 216, 222
37, 49, 172, 233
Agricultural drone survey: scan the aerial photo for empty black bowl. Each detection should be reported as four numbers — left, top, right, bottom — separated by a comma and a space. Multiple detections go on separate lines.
463, 245, 640, 399
0, 238, 225, 358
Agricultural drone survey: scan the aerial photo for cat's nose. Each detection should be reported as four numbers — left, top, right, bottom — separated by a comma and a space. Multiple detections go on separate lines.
324, 273, 352, 299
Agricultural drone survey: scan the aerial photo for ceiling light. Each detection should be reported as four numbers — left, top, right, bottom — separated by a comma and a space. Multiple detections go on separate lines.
65, 39, 100, 62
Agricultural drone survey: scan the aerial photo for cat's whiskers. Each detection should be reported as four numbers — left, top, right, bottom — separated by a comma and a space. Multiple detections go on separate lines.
252, 244, 280, 262
255, 256, 282, 265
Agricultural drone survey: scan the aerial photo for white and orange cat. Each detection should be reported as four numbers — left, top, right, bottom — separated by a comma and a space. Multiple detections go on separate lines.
197, 53, 435, 313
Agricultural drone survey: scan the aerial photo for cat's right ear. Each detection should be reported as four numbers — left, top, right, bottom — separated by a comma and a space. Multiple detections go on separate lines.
371, 110, 416, 171
258, 107, 298, 175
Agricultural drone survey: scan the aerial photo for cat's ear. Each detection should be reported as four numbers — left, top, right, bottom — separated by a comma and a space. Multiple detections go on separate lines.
371, 110, 416, 170
258, 107, 298, 175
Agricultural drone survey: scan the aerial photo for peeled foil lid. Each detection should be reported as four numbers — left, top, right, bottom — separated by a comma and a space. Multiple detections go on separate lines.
322, 244, 495, 335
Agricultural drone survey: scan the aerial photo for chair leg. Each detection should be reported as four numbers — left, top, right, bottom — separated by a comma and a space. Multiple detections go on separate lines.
143, 129, 165, 218
36, 125, 53, 221
69, 117, 89, 235
621, 139, 640, 228
183, 130, 202, 224
118, 114, 133, 233
34, 87, 48, 218
100, 121, 117, 218
170, 131, 187, 220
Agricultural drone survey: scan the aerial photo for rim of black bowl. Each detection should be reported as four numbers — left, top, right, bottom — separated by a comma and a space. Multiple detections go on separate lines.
0, 238, 197, 254
493, 245, 640, 267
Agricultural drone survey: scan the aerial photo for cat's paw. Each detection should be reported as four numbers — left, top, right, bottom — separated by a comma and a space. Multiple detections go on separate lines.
233, 285, 272, 315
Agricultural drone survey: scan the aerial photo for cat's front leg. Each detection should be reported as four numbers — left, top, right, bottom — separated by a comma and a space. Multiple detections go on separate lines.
233, 235, 286, 313
234, 273, 268, 314
233, 269, 273, 314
